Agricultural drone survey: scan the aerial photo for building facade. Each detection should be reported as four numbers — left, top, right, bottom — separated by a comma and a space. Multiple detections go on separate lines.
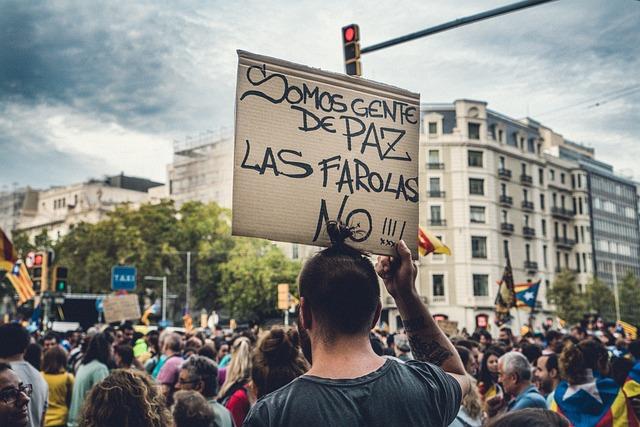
0, 187, 39, 238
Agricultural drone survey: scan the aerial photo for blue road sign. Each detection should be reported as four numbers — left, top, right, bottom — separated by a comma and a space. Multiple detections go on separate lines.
111, 266, 137, 291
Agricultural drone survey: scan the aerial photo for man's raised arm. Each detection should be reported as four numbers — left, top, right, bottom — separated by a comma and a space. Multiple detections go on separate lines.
376, 240, 470, 394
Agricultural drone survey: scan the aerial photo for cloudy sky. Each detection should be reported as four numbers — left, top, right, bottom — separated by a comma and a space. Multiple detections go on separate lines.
1, 0, 638, 189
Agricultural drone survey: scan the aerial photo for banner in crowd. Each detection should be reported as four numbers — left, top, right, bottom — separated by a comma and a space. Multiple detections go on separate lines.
232, 51, 420, 257
103, 294, 141, 324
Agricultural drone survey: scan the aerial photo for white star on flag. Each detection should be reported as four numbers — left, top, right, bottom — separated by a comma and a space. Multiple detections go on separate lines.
524, 291, 534, 301
562, 381, 603, 404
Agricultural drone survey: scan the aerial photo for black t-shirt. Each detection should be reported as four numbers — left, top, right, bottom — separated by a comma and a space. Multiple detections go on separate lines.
244, 358, 462, 427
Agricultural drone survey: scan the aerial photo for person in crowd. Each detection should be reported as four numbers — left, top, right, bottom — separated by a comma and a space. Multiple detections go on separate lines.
24, 343, 43, 371
78, 369, 171, 427
67, 331, 91, 375
519, 342, 542, 365
172, 390, 215, 427
176, 355, 233, 427
610, 356, 634, 386
550, 338, 639, 426
570, 325, 587, 342
113, 344, 135, 369
132, 331, 148, 360
244, 224, 469, 426
534, 353, 560, 406
485, 408, 569, 427
449, 346, 482, 427
119, 323, 135, 346
151, 330, 171, 378
544, 330, 564, 355
478, 347, 503, 402
0, 324, 48, 427
156, 332, 183, 404
0, 363, 32, 427
141, 330, 161, 373
41, 346, 74, 427
498, 327, 515, 349
67, 333, 112, 427
43, 333, 59, 353
456, 339, 481, 370
251, 326, 309, 399
393, 333, 412, 362
217, 336, 252, 427
487, 351, 547, 418
218, 343, 232, 368
197, 343, 217, 362
476, 329, 493, 351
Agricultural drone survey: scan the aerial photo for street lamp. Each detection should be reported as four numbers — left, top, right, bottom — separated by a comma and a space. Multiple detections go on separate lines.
144, 276, 167, 323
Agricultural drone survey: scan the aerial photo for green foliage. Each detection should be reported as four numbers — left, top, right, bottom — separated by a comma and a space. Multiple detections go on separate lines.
585, 277, 616, 322
218, 238, 300, 322
547, 270, 586, 324
619, 272, 640, 326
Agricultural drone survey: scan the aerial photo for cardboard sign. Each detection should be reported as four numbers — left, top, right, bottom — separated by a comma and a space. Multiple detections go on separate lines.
437, 319, 459, 337
103, 294, 141, 324
232, 51, 420, 257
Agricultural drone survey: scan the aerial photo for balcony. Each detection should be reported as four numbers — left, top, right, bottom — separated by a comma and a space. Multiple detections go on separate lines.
554, 237, 576, 249
500, 223, 514, 234
429, 219, 447, 227
498, 168, 512, 180
551, 207, 575, 219
520, 174, 533, 186
428, 190, 446, 198
524, 260, 539, 272
523, 227, 536, 238
499, 195, 513, 206
427, 162, 445, 170
521, 200, 534, 211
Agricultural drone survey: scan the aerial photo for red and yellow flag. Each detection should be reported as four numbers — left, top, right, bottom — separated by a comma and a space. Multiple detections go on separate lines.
418, 227, 451, 256
0, 228, 17, 272
7, 261, 35, 305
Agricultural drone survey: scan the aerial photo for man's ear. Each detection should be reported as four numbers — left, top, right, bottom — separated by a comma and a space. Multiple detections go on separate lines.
300, 297, 312, 331
370, 301, 382, 330
550, 367, 559, 380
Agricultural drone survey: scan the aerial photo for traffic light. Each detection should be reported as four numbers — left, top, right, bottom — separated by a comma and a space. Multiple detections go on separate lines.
53, 266, 68, 293
342, 24, 361, 76
277, 283, 290, 310
30, 252, 45, 293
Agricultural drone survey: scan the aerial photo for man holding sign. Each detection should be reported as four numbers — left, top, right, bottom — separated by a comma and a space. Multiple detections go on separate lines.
244, 223, 469, 426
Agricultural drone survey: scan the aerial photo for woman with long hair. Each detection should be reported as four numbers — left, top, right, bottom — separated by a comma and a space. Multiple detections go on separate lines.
41, 347, 74, 427
251, 327, 309, 399
217, 336, 252, 427
67, 333, 112, 427
550, 339, 639, 426
449, 346, 482, 427
477, 347, 504, 403
78, 369, 171, 427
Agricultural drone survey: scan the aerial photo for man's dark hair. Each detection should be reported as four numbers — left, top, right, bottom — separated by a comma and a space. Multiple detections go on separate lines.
182, 355, 219, 397
546, 330, 563, 343
543, 353, 558, 373
299, 222, 380, 339
121, 322, 134, 332
83, 333, 112, 366
500, 327, 513, 336
456, 339, 480, 350
519, 342, 542, 364
172, 390, 215, 427
0, 323, 31, 358
455, 345, 471, 368
114, 345, 134, 367
43, 332, 58, 343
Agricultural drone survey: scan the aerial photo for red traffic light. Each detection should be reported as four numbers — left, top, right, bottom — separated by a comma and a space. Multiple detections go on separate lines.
33, 253, 43, 266
342, 24, 359, 43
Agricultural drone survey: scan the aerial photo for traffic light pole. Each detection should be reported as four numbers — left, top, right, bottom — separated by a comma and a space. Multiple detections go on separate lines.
357, 0, 557, 55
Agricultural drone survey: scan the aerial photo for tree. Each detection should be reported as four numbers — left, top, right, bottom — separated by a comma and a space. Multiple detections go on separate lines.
547, 270, 586, 325
217, 238, 300, 322
585, 277, 616, 322
619, 272, 640, 326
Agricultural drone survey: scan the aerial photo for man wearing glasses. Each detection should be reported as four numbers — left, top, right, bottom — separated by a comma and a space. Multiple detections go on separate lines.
0, 363, 31, 427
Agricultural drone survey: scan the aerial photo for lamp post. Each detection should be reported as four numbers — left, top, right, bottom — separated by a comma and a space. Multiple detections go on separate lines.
144, 276, 167, 323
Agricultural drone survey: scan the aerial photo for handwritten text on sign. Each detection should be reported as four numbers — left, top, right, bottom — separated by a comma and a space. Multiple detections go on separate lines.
232, 51, 420, 257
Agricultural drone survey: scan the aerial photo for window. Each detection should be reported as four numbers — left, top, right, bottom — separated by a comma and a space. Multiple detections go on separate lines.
503, 240, 510, 258
432, 275, 445, 297
428, 122, 437, 134
552, 193, 557, 207
573, 197, 577, 214
576, 253, 581, 272
499, 156, 506, 169
500, 183, 507, 196
583, 253, 587, 272
554, 222, 559, 238
472, 236, 487, 258
564, 253, 570, 268
523, 189, 529, 202
525, 243, 531, 261
560, 173, 565, 184
428, 150, 440, 163
429, 177, 441, 192
470, 206, 486, 223
578, 175, 582, 188
473, 275, 489, 297
489, 124, 496, 140
501, 210, 508, 223
574, 226, 579, 242
556, 251, 561, 268
430, 205, 442, 221
521, 163, 527, 175
538, 168, 544, 185
542, 219, 547, 236
468, 122, 481, 140
543, 245, 548, 268
571, 175, 576, 189
524, 214, 530, 227
527, 138, 535, 153
579, 198, 583, 215
469, 178, 484, 195
550, 169, 555, 180
562, 224, 567, 239
540, 194, 545, 210
468, 150, 483, 167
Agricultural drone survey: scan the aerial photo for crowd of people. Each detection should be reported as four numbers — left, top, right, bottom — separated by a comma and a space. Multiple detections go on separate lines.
1, 224, 639, 426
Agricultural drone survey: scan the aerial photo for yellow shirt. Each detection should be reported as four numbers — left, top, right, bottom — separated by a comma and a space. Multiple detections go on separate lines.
41, 371, 74, 427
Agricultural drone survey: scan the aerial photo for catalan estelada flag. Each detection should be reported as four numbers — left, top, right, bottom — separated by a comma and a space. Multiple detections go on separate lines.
514, 280, 540, 310
6, 261, 35, 305
550, 377, 640, 427
494, 251, 515, 325
0, 227, 17, 272
418, 226, 451, 256
623, 361, 640, 400
617, 320, 638, 340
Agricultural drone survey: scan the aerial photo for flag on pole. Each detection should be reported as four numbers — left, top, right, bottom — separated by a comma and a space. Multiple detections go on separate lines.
494, 251, 515, 325
618, 320, 638, 340
515, 280, 541, 310
6, 261, 35, 305
0, 228, 17, 272
418, 227, 451, 256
